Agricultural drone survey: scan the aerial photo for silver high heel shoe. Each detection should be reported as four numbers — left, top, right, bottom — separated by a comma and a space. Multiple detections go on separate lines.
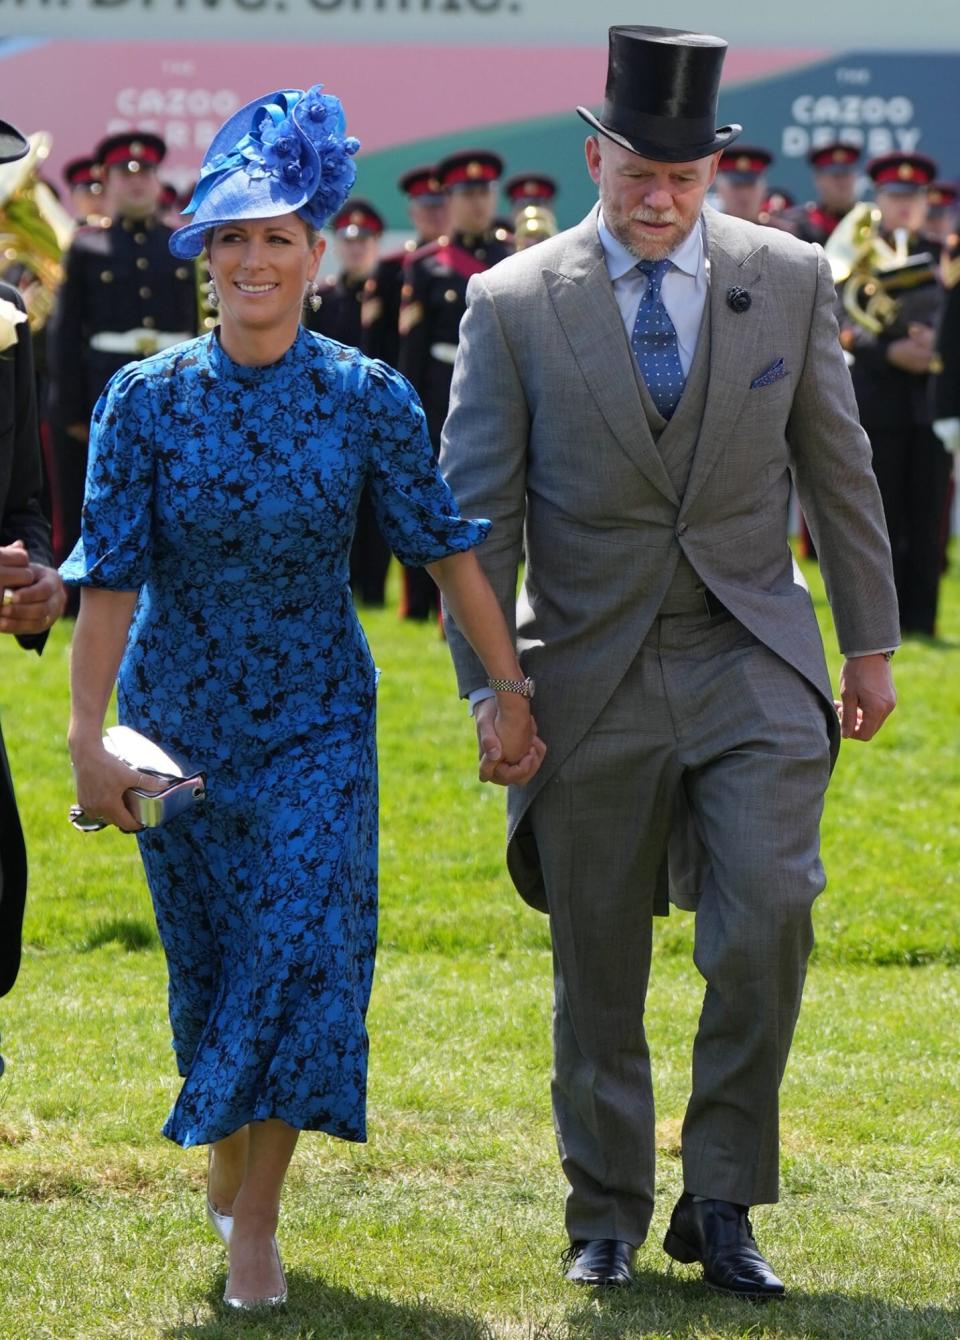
223, 1235, 287, 1310
206, 1197, 233, 1246
206, 1149, 233, 1245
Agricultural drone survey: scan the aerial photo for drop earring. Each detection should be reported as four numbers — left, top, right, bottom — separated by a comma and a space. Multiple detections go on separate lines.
308, 279, 322, 313
206, 276, 219, 308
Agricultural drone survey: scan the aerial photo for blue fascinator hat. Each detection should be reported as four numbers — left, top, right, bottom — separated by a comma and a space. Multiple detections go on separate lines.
169, 85, 360, 259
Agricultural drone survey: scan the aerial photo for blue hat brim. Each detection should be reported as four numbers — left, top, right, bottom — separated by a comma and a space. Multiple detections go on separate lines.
169, 172, 312, 259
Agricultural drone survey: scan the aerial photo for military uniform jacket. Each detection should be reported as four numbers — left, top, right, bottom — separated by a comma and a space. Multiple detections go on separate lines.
776, 201, 845, 246
359, 241, 419, 368
398, 229, 514, 448
934, 247, 960, 419
304, 271, 366, 348
0, 283, 52, 996
47, 215, 197, 427
846, 234, 944, 430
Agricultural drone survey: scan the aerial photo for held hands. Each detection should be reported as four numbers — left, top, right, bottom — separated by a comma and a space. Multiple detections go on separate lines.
836, 654, 897, 742
0, 541, 67, 636
474, 695, 546, 787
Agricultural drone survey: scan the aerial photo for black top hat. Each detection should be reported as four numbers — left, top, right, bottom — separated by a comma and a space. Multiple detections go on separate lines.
0, 118, 29, 166
577, 26, 741, 163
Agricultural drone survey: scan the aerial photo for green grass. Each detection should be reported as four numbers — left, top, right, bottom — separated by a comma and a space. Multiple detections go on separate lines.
0, 558, 958, 1339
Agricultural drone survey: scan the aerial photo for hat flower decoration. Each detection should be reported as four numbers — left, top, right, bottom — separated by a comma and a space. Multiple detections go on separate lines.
169, 85, 359, 259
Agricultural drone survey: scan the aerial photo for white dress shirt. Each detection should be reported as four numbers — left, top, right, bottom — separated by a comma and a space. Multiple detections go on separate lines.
597, 210, 708, 377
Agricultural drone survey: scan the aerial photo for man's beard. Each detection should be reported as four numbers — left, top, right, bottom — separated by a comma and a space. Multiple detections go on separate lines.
605, 205, 698, 261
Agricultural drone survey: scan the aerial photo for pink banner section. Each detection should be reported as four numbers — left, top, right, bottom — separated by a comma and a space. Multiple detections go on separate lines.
1, 40, 827, 190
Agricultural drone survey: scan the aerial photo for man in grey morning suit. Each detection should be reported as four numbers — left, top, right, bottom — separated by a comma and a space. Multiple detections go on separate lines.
440, 27, 899, 1297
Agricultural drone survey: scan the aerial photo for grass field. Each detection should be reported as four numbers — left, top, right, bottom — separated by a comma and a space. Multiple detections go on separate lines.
0, 558, 957, 1340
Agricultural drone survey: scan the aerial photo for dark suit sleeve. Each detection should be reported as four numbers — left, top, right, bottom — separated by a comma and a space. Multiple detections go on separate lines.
1, 286, 52, 653
46, 240, 89, 429
787, 250, 900, 654
439, 273, 530, 696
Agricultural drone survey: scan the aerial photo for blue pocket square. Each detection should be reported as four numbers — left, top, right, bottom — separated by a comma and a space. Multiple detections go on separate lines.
750, 358, 787, 389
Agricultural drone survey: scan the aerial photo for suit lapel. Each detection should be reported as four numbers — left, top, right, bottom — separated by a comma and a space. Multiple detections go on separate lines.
680, 209, 767, 513
544, 212, 679, 506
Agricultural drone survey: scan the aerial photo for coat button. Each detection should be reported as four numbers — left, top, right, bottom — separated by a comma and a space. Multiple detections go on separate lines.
134, 232, 147, 244
100, 269, 113, 283
175, 266, 190, 281
136, 257, 149, 270
142, 315, 156, 329
444, 289, 458, 302
139, 286, 152, 299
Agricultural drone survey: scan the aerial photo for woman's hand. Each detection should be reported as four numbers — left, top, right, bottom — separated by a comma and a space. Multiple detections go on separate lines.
70, 740, 153, 833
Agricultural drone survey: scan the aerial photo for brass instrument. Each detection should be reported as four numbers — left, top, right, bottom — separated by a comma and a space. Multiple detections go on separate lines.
825, 201, 938, 336
0, 131, 75, 331
514, 203, 558, 251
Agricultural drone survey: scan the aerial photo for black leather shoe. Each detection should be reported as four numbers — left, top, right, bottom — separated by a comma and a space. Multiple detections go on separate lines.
663, 1192, 785, 1299
563, 1238, 636, 1286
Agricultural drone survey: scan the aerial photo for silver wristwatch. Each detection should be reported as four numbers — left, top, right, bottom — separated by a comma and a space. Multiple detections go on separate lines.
487, 676, 536, 699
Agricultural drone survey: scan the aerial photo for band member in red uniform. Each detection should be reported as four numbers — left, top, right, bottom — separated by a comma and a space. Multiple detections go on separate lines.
397, 150, 513, 620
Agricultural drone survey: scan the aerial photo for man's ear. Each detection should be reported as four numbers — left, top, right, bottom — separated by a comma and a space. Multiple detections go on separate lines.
585, 136, 602, 186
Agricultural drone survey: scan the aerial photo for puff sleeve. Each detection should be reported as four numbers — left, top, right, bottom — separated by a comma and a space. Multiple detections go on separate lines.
357, 359, 490, 566
60, 363, 156, 590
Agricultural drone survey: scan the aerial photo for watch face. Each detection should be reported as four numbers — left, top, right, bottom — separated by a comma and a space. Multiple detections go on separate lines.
525, 677, 536, 699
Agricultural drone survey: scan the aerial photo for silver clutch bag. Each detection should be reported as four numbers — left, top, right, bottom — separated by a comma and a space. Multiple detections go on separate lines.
69, 726, 206, 832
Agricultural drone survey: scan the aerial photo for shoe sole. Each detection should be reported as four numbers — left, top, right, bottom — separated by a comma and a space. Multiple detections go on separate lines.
566, 1274, 633, 1287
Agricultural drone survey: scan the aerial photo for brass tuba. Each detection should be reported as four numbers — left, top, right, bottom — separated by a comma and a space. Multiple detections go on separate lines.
824, 201, 937, 336
0, 131, 75, 331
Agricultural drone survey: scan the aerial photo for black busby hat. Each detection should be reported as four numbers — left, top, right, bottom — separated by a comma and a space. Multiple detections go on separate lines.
0, 117, 29, 166
577, 26, 741, 163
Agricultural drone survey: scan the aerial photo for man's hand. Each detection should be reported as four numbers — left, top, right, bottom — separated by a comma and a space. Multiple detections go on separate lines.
886, 324, 936, 375
837, 654, 897, 742
0, 542, 67, 636
474, 696, 546, 786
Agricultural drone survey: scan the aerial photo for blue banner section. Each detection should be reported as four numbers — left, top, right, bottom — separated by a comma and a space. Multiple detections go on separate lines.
716, 52, 960, 200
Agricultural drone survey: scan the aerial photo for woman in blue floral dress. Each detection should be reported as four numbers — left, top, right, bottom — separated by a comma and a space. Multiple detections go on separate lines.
63, 86, 545, 1309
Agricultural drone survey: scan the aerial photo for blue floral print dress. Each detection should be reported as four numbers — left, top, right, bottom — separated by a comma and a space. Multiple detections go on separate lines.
62, 328, 488, 1148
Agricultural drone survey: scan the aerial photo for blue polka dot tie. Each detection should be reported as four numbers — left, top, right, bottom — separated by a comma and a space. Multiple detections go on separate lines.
631, 259, 685, 420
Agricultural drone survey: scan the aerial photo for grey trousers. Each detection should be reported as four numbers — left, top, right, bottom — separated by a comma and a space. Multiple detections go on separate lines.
527, 609, 832, 1246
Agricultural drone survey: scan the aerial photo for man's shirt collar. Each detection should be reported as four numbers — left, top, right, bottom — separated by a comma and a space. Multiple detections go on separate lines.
597, 209, 704, 281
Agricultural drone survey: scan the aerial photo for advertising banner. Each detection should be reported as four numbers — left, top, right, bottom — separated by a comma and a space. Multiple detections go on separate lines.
0, 0, 957, 46
2, 37, 958, 231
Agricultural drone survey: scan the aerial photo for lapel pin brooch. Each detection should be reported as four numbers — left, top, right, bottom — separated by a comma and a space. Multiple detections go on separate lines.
727, 286, 752, 313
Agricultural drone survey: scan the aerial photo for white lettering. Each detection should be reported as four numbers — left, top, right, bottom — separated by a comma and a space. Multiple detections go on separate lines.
836, 67, 871, 85
781, 126, 810, 157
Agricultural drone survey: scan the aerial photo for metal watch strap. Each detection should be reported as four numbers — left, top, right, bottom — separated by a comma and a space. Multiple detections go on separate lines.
487, 676, 534, 698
